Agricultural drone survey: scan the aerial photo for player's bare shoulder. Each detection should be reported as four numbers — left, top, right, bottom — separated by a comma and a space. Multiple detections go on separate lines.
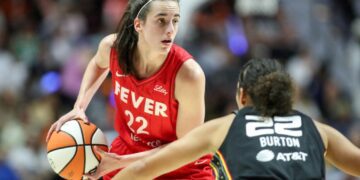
174, 59, 205, 101
100, 34, 117, 49
95, 34, 117, 68
313, 121, 329, 151
176, 59, 205, 86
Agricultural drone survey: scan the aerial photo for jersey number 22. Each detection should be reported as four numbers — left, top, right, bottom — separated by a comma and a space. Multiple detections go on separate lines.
245, 115, 303, 137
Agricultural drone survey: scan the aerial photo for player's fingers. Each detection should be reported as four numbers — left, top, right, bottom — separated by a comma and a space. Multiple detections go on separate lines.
55, 113, 75, 131
78, 108, 89, 124
82, 175, 95, 180
46, 124, 56, 142
108, 153, 122, 160
82, 115, 89, 124
94, 146, 105, 156
83, 169, 98, 180
55, 121, 64, 132
75, 115, 88, 123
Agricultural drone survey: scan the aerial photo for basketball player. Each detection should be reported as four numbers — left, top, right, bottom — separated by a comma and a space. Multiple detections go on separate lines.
112, 59, 360, 179
46, 0, 213, 179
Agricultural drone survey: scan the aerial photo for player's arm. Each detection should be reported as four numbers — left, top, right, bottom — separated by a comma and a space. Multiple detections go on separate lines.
46, 34, 115, 141
112, 115, 235, 180
74, 34, 115, 110
315, 121, 360, 176
174, 59, 206, 138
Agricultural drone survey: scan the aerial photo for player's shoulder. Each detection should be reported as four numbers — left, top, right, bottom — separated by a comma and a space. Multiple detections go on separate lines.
313, 121, 329, 150
176, 59, 204, 85
99, 34, 117, 50
174, 44, 203, 83
94, 34, 117, 68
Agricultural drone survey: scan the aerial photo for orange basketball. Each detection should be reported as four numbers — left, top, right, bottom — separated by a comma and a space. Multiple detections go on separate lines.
47, 120, 108, 180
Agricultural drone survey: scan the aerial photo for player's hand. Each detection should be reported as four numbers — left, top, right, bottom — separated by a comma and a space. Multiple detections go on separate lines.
46, 107, 89, 142
83, 147, 126, 180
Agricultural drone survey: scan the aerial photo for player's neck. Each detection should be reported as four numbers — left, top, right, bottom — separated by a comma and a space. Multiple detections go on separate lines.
133, 44, 167, 79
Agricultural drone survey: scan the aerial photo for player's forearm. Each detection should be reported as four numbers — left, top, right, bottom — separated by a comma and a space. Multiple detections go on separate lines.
115, 129, 215, 179
113, 148, 192, 180
147, 138, 213, 178
74, 60, 109, 110
118, 145, 166, 168
112, 159, 149, 180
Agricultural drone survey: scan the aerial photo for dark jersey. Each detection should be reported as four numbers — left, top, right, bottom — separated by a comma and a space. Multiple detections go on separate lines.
211, 107, 325, 180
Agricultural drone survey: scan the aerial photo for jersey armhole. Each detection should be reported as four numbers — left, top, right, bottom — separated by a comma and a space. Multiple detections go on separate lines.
309, 119, 326, 152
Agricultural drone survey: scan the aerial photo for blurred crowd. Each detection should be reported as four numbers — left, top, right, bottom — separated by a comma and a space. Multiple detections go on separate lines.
0, 0, 359, 179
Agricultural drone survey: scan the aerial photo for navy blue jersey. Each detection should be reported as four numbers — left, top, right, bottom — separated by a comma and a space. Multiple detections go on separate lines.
211, 107, 325, 180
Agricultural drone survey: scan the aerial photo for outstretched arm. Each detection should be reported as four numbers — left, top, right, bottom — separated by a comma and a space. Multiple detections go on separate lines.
83, 145, 167, 180
113, 115, 235, 180
315, 121, 360, 176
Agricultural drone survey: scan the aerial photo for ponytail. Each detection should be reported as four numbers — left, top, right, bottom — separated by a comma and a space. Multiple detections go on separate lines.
249, 71, 293, 116
113, 7, 138, 74
238, 59, 294, 117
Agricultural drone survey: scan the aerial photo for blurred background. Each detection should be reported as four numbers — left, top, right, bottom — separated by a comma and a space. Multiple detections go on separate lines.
0, 0, 359, 179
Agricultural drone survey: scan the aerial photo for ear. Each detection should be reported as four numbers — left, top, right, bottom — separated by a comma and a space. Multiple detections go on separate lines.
236, 88, 247, 108
134, 18, 142, 32
239, 88, 247, 105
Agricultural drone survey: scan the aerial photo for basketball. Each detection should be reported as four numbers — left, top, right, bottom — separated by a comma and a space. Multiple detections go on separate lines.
46, 120, 108, 180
